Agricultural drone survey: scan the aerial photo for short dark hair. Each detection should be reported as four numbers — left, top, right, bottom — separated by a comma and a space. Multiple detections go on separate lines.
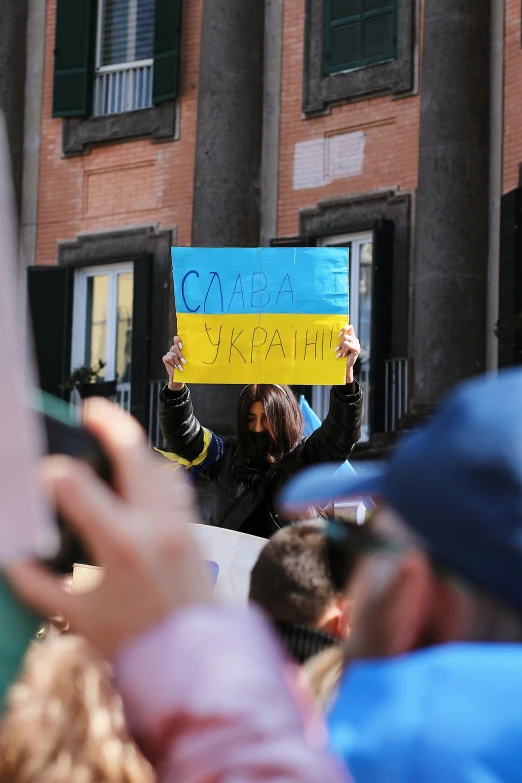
249, 523, 342, 626
237, 384, 304, 463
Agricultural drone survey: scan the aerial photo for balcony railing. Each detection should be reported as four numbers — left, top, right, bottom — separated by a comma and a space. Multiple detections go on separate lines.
115, 382, 131, 412
384, 358, 410, 433
94, 61, 153, 117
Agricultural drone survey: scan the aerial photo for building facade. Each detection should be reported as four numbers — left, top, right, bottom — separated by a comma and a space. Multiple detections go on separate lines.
14, 0, 518, 454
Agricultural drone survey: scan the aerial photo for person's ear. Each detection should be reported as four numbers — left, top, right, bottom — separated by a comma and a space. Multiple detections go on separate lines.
380, 550, 434, 655
318, 597, 352, 641
429, 576, 471, 643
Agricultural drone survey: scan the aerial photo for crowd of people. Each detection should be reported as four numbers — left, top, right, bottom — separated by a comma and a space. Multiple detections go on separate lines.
3, 317, 522, 782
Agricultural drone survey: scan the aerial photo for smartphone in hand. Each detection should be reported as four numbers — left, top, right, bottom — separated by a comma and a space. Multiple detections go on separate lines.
0, 393, 113, 713
33, 391, 113, 573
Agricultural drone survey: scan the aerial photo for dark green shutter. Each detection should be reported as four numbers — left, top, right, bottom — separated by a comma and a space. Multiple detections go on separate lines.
130, 256, 153, 429
27, 266, 73, 398
153, 0, 183, 104
325, 0, 398, 75
52, 0, 98, 117
498, 190, 522, 367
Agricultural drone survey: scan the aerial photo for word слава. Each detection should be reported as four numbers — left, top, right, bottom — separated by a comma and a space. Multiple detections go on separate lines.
181, 271, 294, 314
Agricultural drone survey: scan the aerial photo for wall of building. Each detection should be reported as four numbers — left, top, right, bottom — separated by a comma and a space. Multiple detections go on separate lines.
0, 0, 28, 213
275, 0, 422, 238
35, 0, 203, 265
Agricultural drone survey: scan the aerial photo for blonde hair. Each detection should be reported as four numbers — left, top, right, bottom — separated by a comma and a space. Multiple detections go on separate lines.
0, 635, 155, 783
300, 644, 344, 713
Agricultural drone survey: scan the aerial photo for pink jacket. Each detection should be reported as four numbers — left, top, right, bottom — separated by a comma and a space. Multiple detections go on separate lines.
115, 605, 349, 783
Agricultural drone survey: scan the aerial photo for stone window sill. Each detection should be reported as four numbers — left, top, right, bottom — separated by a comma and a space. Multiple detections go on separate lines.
61, 101, 178, 157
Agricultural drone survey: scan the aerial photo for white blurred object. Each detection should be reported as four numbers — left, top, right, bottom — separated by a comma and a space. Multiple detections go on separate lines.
334, 501, 367, 525
72, 526, 266, 605
191, 525, 266, 604
0, 112, 58, 562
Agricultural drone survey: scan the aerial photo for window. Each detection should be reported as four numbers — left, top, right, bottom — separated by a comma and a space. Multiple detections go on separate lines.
324, 0, 398, 75
313, 233, 373, 442
302, 0, 415, 114
94, 0, 155, 116
52, 0, 182, 153
71, 264, 134, 409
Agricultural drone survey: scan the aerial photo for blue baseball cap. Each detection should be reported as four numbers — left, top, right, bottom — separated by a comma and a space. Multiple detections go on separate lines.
281, 369, 522, 611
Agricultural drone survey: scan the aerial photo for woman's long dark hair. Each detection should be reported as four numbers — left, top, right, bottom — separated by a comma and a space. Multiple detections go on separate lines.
237, 385, 304, 463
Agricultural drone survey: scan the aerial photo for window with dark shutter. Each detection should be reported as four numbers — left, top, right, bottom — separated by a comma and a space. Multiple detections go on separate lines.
52, 0, 98, 117
324, 0, 398, 75
153, 0, 183, 104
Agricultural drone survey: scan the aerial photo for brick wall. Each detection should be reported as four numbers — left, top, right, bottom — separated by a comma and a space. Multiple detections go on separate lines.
504, 0, 522, 194
35, 0, 202, 265
275, 0, 423, 239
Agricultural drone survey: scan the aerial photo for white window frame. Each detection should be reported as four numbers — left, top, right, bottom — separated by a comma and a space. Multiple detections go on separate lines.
95, 0, 153, 74
314, 232, 373, 442
71, 264, 134, 404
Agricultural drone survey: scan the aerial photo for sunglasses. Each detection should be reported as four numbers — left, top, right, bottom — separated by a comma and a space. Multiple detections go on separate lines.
326, 518, 473, 591
326, 519, 411, 557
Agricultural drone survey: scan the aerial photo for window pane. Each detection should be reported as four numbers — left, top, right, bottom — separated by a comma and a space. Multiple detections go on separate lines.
115, 272, 134, 382
85, 275, 109, 378
100, 0, 129, 66
100, 0, 154, 67
136, 0, 155, 60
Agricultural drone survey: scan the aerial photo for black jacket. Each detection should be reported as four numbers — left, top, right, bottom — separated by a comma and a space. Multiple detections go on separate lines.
158, 383, 363, 538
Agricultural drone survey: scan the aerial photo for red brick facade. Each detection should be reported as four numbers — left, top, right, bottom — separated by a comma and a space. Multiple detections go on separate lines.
30, 0, 519, 439
276, 0, 421, 238
36, 0, 427, 261
504, 0, 522, 194
36, 0, 202, 264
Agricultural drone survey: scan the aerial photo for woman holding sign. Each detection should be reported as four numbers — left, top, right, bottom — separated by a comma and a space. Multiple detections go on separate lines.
158, 327, 362, 539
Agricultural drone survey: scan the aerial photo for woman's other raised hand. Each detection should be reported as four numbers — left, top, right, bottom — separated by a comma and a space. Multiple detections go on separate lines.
335, 325, 361, 385
163, 335, 186, 391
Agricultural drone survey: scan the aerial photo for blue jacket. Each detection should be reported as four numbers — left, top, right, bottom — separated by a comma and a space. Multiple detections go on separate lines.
328, 644, 522, 783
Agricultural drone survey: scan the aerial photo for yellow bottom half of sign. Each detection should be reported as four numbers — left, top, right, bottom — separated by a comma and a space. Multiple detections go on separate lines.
176, 313, 349, 385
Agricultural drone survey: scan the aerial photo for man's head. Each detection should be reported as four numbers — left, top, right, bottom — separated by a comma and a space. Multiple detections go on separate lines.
341, 506, 522, 660
281, 369, 522, 658
249, 523, 353, 641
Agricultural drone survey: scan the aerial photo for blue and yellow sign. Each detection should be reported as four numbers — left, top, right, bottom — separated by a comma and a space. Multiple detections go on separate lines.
172, 247, 349, 385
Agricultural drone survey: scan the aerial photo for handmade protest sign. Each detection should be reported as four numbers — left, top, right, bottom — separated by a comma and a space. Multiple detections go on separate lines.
172, 247, 349, 385
72, 525, 265, 604
191, 525, 266, 604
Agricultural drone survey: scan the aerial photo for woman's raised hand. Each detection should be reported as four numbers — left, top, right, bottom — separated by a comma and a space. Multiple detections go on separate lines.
162, 336, 186, 391
335, 325, 361, 385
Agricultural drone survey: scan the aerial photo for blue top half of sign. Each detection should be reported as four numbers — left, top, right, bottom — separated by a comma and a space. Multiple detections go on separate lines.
172, 247, 349, 316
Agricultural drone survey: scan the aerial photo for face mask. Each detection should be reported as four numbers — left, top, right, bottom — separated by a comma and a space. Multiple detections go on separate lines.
248, 431, 271, 459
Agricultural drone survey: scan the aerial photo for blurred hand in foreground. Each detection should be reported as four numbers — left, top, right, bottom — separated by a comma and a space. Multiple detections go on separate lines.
5, 399, 212, 658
